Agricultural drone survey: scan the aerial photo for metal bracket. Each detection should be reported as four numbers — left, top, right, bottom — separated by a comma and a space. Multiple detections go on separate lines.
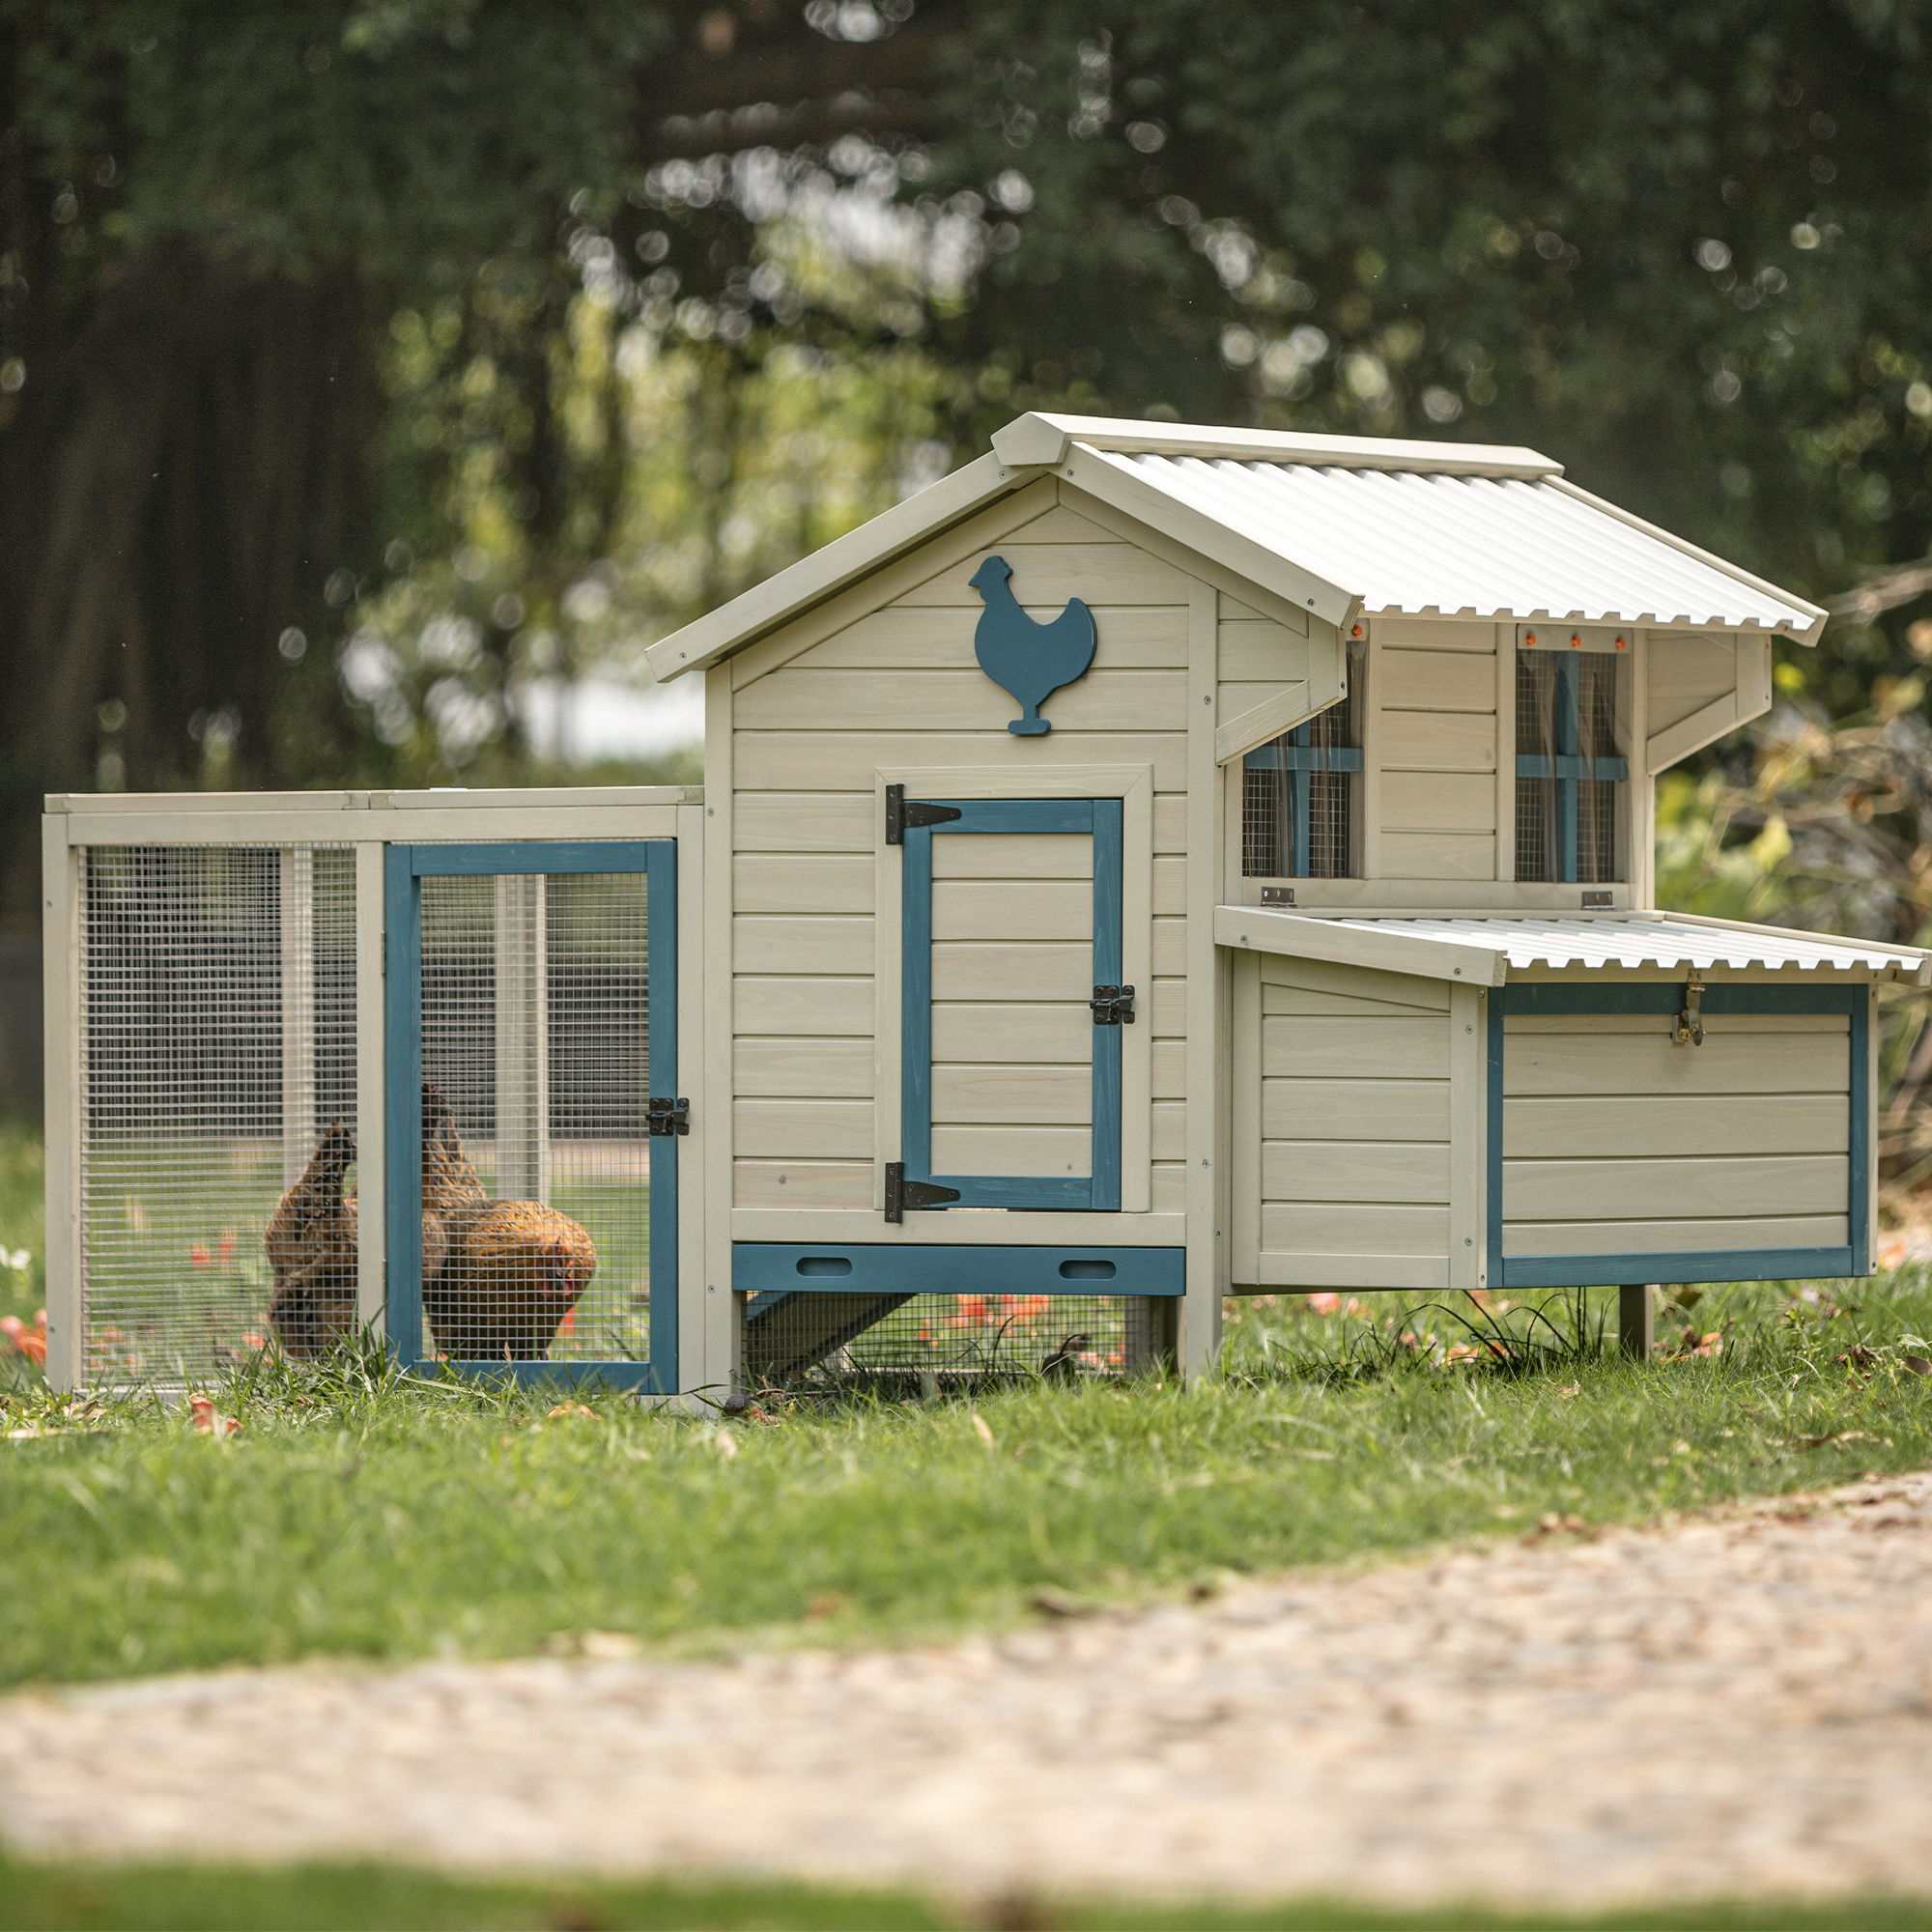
646, 1095, 691, 1136
1671, 973, 1706, 1047
1090, 983, 1136, 1026
884, 1160, 960, 1222
884, 784, 963, 844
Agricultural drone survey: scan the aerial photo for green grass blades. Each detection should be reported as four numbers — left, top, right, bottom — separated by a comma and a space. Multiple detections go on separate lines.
5, 1855, 1932, 1932
5, 1272, 1932, 1690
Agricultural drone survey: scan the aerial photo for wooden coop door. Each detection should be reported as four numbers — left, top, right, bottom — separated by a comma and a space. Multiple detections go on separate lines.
898, 798, 1123, 1212
383, 841, 680, 1387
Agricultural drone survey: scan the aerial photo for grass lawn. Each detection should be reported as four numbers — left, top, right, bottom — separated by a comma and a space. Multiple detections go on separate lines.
6, 1854, 1932, 1932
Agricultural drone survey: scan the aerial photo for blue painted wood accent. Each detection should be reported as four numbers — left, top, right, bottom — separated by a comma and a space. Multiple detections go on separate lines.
1487, 980, 1873, 1289
384, 845, 425, 1367
899, 797, 1123, 1213
1500, 1247, 1858, 1290
968, 554, 1097, 736
384, 840, 678, 1390
410, 841, 653, 877
736, 1244, 1186, 1295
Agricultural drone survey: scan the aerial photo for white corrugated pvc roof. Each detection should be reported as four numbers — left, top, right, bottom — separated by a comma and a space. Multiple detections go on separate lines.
1330, 915, 1927, 977
1083, 446, 1825, 637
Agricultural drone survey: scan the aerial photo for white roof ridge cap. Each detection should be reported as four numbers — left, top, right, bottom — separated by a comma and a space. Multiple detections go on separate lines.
992, 411, 1560, 478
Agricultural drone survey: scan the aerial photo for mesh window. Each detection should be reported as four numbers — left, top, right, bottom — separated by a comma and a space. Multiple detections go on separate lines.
745, 1292, 1169, 1391
417, 869, 650, 1364
1242, 694, 1359, 878
79, 844, 355, 1382
1514, 652, 1624, 884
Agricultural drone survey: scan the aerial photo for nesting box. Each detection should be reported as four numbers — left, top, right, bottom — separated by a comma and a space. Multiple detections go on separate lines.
43, 415, 1932, 1392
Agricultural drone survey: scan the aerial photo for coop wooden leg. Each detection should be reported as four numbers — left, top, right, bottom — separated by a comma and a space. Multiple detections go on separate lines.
1618, 1284, 1656, 1360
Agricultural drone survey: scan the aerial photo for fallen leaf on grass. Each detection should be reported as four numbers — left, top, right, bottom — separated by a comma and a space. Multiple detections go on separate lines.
1904, 1355, 1932, 1378
1522, 1512, 1590, 1542
1556, 1382, 1580, 1399
805, 1591, 850, 1621
545, 1403, 598, 1421
1793, 1429, 1884, 1450
971, 1410, 996, 1451
1029, 1587, 1099, 1619
710, 1428, 739, 1462
546, 1631, 639, 1662
188, 1396, 240, 1439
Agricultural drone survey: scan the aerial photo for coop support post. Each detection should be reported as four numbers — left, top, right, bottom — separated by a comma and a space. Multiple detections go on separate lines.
42, 815, 81, 1391
354, 843, 387, 1341
494, 873, 549, 1202
1618, 1284, 1656, 1359
279, 846, 316, 1189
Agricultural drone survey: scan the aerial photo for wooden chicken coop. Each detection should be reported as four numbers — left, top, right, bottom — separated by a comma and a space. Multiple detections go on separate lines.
42, 413, 1932, 1393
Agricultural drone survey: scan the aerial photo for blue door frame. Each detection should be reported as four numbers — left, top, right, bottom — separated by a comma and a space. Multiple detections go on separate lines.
383, 840, 679, 1389
1487, 981, 1869, 1289
901, 798, 1123, 1211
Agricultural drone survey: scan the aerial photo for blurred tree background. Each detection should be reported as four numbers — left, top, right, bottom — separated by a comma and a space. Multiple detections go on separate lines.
5, 0, 1932, 983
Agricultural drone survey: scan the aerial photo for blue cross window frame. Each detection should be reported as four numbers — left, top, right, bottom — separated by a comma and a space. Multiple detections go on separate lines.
1242, 711, 1363, 878
1515, 651, 1630, 884
382, 840, 679, 1390
900, 798, 1123, 1211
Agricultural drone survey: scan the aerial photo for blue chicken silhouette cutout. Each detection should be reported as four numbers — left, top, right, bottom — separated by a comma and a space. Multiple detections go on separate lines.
968, 555, 1096, 735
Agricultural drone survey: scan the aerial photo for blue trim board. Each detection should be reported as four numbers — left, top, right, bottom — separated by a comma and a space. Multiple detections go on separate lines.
384, 839, 679, 1390
900, 798, 1123, 1213
736, 1244, 1186, 1296
1486, 980, 1872, 1289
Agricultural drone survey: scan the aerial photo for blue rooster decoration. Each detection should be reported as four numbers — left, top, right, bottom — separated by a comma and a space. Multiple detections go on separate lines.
967, 555, 1097, 735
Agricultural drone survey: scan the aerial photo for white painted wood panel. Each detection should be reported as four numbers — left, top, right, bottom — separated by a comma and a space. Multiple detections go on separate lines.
733, 1037, 873, 1097
931, 878, 1093, 943
1647, 636, 1739, 736
932, 941, 1090, 1000
1377, 711, 1497, 774
734, 792, 873, 852
931, 1125, 1090, 1176
1219, 620, 1316, 683
1152, 918, 1185, 977
1262, 983, 1450, 1019
1151, 979, 1187, 1036
733, 916, 871, 976
785, 605, 1192, 673
1153, 1039, 1187, 1099
734, 668, 1188, 733
931, 1064, 1091, 1124
1262, 1015, 1453, 1080
1262, 1140, 1451, 1204
1377, 833, 1497, 881
734, 1098, 874, 1159
733, 977, 872, 1036
1151, 1162, 1186, 1212
1262, 1078, 1453, 1140
1504, 1152, 1849, 1221
932, 834, 1092, 880
1261, 1202, 1450, 1255
1152, 1100, 1185, 1159
734, 1159, 872, 1208
735, 853, 872, 915
895, 542, 1191, 607
1502, 1033, 1847, 1096
1372, 618, 1497, 652
1379, 771, 1496, 835
734, 732, 1188, 791
1502, 1093, 1849, 1158
1378, 648, 1496, 713
1260, 955, 1451, 1011
1502, 1213, 1848, 1257
932, 1002, 1092, 1064
1152, 793, 1187, 852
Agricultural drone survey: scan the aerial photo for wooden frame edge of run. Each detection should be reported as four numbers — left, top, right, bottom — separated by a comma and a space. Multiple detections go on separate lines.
41, 817, 80, 1390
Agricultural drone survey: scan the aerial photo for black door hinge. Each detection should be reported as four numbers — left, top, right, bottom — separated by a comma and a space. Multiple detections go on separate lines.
1090, 983, 1136, 1026
647, 1096, 691, 1136
884, 1160, 960, 1221
885, 784, 963, 844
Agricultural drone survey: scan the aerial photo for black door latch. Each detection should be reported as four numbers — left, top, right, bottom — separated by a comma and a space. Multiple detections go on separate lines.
884, 1160, 961, 1221
884, 783, 963, 844
1090, 983, 1136, 1026
646, 1096, 691, 1136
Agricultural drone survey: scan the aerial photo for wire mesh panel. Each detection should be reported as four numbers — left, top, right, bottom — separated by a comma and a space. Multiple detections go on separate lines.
1242, 693, 1361, 878
78, 844, 355, 1381
413, 867, 652, 1365
744, 1291, 1168, 1392
1515, 649, 1626, 884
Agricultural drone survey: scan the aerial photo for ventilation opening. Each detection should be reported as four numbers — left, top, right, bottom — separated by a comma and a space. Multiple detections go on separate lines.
1058, 1258, 1117, 1279
795, 1256, 854, 1278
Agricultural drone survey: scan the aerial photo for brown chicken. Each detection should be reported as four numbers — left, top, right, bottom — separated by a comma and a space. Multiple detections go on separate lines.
426, 1200, 597, 1361
266, 1082, 487, 1359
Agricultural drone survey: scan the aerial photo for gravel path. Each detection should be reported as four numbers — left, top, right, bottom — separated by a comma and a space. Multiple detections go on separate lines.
7, 1473, 1932, 1910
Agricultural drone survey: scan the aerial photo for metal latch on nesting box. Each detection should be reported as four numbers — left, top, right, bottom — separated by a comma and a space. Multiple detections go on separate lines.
883, 1161, 960, 1222
1090, 983, 1136, 1026
884, 784, 963, 844
1671, 973, 1706, 1047
647, 1095, 692, 1135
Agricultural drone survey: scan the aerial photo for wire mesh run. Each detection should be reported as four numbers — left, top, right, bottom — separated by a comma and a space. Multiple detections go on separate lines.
416, 869, 650, 1364
745, 1291, 1171, 1392
1242, 694, 1359, 879
79, 844, 356, 1382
